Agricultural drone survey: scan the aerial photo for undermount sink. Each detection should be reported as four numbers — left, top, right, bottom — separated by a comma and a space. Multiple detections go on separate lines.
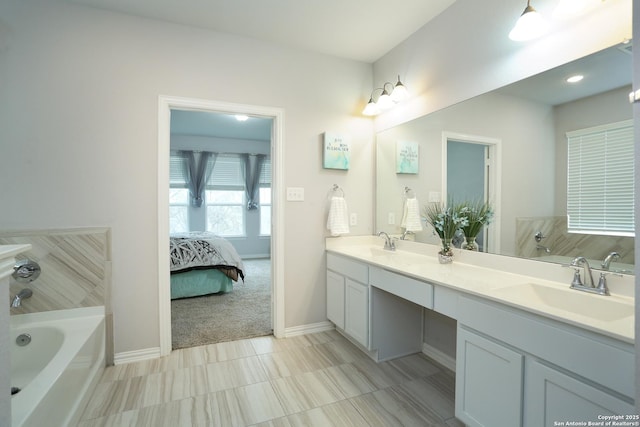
493, 282, 634, 322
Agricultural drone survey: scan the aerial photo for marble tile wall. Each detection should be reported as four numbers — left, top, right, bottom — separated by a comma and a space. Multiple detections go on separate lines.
515, 217, 634, 268
0, 228, 113, 362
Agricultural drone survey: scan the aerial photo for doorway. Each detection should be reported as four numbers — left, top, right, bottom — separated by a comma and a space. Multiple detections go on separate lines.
442, 132, 501, 253
158, 96, 285, 356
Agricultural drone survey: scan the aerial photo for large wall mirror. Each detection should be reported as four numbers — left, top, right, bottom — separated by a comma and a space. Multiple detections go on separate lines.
376, 41, 634, 274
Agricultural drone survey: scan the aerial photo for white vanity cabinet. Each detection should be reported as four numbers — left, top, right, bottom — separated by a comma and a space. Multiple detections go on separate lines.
456, 296, 635, 427
456, 326, 524, 426
344, 278, 369, 347
326, 253, 370, 348
326, 253, 428, 359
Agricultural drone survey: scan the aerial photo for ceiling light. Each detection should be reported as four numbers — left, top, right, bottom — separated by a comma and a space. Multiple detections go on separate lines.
566, 75, 584, 83
235, 115, 249, 122
362, 76, 409, 116
509, 0, 548, 42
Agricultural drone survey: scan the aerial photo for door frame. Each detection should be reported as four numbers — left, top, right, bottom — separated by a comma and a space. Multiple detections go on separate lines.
158, 95, 285, 356
441, 131, 502, 254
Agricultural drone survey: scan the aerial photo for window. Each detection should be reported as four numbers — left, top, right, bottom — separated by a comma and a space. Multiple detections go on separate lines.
206, 156, 245, 236
169, 154, 189, 233
566, 120, 634, 236
259, 158, 272, 235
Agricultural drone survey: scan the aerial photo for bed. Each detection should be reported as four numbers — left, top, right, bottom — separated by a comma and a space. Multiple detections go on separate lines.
169, 232, 245, 299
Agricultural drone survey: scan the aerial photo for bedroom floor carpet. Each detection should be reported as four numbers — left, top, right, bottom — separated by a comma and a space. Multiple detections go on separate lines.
171, 258, 272, 349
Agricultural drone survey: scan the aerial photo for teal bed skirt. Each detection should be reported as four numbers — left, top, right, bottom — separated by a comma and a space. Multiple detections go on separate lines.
170, 269, 233, 299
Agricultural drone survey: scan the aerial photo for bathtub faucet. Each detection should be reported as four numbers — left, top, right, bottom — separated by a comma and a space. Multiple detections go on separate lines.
11, 288, 33, 308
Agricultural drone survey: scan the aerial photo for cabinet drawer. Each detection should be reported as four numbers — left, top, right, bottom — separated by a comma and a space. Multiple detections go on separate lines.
459, 296, 634, 399
369, 266, 433, 309
327, 253, 368, 283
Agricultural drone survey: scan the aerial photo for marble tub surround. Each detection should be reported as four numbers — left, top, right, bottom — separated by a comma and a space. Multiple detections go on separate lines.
515, 216, 634, 267
78, 331, 463, 427
326, 236, 634, 343
0, 228, 111, 315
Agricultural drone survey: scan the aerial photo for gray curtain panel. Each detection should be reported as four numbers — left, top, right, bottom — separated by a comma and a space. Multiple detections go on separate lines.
180, 151, 217, 207
242, 154, 265, 210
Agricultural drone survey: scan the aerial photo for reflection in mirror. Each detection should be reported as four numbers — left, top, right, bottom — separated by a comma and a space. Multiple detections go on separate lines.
376, 41, 634, 274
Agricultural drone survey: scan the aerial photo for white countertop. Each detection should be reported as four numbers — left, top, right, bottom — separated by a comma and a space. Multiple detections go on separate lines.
326, 236, 634, 344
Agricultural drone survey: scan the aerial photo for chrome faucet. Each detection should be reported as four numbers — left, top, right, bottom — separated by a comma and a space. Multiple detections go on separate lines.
570, 256, 595, 288
568, 256, 610, 296
377, 231, 396, 251
401, 230, 414, 240
11, 288, 33, 308
601, 251, 620, 271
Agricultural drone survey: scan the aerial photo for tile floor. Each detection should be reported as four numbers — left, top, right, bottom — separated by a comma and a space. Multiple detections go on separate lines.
79, 330, 464, 426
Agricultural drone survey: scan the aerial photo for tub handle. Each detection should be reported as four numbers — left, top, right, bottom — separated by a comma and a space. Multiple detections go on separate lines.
13, 259, 41, 283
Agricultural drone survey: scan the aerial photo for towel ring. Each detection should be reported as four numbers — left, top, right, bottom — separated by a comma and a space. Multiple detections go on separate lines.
404, 186, 415, 198
332, 184, 345, 197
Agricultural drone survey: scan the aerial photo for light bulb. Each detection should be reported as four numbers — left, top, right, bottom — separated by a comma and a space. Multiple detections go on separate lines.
377, 89, 394, 110
391, 77, 409, 103
509, 3, 548, 41
362, 98, 380, 116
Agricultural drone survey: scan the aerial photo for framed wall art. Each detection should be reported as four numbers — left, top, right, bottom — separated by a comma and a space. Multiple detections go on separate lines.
323, 132, 350, 170
396, 140, 419, 174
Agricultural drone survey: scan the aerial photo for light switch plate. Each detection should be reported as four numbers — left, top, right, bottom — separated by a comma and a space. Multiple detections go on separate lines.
428, 191, 441, 203
286, 187, 305, 201
388, 212, 395, 225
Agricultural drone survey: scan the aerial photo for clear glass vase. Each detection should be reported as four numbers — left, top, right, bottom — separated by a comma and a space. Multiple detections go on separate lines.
438, 239, 454, 263
462, 236, 479, 251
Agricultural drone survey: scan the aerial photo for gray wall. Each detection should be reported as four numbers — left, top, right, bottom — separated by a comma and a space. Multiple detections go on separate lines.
0, 1, 374, 355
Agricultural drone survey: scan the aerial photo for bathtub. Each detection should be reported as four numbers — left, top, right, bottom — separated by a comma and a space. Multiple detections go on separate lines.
10, 307, 105, 427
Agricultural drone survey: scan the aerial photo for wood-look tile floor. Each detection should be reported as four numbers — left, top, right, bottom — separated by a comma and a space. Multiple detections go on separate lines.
79, 330, 465, 427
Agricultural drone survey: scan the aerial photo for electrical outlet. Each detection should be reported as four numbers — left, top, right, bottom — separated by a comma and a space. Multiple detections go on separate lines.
388, 212, 395, 225
428, 191, 441, 203
350, 213, 357, 226
286, 187, 304, 201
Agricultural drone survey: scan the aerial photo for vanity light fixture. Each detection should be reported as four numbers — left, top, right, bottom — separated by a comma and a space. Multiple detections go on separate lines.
362, 75, 409, 116
509, 0, 548, 42
235, 114, 249, 122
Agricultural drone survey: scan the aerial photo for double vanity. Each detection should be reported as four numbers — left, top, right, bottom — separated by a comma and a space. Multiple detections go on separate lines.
326, 236, 635, 426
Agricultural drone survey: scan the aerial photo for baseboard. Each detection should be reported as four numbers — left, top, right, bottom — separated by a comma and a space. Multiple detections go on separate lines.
114, 347, 161, 365
284, 320, 334, 337
422, 342, 456, 372
241, 254, 271, 260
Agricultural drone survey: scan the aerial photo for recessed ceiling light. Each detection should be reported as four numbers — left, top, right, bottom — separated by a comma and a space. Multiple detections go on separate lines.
566, 75, 584, 83
235, 115, 249, 122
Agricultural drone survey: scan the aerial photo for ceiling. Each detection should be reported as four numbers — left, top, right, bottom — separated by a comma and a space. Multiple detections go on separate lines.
65, 0, 456, 63
170, 110, 273, 141
497, 42, 633, 106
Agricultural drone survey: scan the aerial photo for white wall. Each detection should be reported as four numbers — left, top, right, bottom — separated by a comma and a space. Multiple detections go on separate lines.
0, 1, 374, 354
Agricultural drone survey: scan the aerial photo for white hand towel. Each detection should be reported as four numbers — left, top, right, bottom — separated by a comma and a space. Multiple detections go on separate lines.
327, 196, 350, 236
401, 197, 423, 232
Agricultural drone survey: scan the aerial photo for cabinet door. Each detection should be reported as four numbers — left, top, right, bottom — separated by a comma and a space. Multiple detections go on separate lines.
345, 279, 369, 348
326, 270, 345, 329
456, 326, 524, 427
524, 359, 635, 427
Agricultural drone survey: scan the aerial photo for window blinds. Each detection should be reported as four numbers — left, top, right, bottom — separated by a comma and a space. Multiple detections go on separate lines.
169, 154, 187, 187
566, 120, 634, 236
208, 155, 243, 187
